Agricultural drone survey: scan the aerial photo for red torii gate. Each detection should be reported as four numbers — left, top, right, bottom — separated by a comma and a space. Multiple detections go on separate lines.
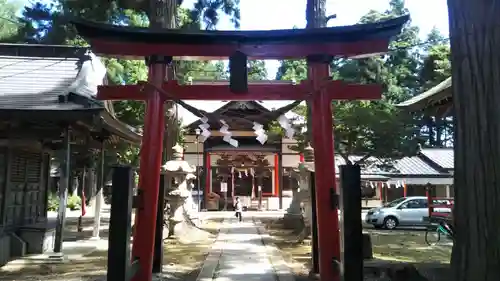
72, 15, 408, 281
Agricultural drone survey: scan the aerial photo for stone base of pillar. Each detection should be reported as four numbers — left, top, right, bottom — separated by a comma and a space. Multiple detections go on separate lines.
283, 213, 305, 230
363, 233, 373, 259
364, 260, 431, 281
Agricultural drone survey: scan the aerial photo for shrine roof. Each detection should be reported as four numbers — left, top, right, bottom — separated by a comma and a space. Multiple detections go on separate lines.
179, 100, 300, 126
70, 15, 409, 59
0, 43, 140, 144
185, 100, 296, 132
418, 148, 454, 171
397, 77, 452, 112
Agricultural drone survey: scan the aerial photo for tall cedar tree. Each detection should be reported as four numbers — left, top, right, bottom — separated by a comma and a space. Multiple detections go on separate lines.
448, 0, 500, 280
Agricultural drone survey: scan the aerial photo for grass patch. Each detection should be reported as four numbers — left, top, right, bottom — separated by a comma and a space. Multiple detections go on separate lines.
368, 228, 451, 263
259, 218, 452, 280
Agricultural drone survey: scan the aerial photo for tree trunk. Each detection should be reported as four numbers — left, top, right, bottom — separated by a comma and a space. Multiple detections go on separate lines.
305, 0, 327, 146
448, 0, 500, 280
149, 0, 178, 166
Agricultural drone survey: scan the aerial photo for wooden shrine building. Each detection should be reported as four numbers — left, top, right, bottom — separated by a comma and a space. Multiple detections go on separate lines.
397, 77, 453, 116
183, 101, 301, 210
397, 77, 453, 146
0, 44, 140, 265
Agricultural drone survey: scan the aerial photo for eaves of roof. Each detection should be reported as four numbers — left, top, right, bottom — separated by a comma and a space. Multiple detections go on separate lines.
396, 77, 452, 112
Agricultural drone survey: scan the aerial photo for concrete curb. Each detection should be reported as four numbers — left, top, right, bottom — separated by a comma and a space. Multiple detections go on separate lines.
253, 218, 296, 281
195, 218, 228, 281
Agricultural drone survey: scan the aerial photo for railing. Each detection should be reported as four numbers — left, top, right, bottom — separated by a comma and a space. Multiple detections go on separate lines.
425, 186, 454, 219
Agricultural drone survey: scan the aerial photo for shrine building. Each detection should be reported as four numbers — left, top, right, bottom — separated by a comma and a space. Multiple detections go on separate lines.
182, 101, 301, 210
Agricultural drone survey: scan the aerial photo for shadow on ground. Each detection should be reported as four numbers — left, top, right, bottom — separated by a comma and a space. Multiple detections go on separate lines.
0, 218, 223, 281
259, 217, 451, 281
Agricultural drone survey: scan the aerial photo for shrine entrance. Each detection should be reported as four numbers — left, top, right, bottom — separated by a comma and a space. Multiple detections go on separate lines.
71, 15, 408, 281
211, 152, 274, 210
182, 100, 291, 210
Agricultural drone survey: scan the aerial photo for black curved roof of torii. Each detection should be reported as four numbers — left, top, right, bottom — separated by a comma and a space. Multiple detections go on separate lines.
71, 16, 408, 45
70, 15, 409, 59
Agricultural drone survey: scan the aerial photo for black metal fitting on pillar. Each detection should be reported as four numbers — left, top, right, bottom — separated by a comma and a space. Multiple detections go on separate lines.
229, 51, 248, 93
107, 165, 140, 281
145, 55, 173, 66
339, 164, 363, 281
152, 174, 166, 273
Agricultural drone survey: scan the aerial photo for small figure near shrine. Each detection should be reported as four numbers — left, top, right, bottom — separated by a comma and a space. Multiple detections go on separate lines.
234, 197, 243, 222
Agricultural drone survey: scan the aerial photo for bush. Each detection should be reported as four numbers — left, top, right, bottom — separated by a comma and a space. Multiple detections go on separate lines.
67, 195, 82, 210
47, 192, 59, 211
46, 193, 82, 211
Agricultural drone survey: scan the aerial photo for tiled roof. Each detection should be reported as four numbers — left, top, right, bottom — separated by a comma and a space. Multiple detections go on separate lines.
396, 77, 452, 111
329, 155, 444, 176
393, 156, 442, 175
0, 56, 85, 110
419, 148, 454, 170
0, 44, 141, 143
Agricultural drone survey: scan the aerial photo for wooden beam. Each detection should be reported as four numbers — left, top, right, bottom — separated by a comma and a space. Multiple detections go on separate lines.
198, 130, 256, 137
0, 128, 63, 139
97, 80, 382, 101
0, 139, 43, 149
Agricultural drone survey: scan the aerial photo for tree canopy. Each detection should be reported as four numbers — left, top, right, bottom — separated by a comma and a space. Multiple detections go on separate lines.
0, 0, 22, 41
275, 0, 452, 163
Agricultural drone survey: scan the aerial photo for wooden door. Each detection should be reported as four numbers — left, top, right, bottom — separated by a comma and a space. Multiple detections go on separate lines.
4, 149, 44, 227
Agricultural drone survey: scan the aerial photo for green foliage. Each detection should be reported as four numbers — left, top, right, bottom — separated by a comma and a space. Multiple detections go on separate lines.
0, 0, 21, 42
420, 28, 451, 91
67, 194, 82, 210
47, 192, 59, 211
248, 60, 267, 80
47, 193, 82, 211
275, 60, 307, 81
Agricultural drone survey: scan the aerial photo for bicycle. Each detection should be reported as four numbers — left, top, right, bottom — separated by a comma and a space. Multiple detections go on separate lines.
425, 217, 455, 246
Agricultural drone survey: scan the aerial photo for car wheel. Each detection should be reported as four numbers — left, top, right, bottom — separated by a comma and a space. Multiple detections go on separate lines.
383, 216, 398, 230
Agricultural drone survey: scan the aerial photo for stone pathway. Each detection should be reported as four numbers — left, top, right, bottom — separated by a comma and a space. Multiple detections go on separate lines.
196, 216, 294, 281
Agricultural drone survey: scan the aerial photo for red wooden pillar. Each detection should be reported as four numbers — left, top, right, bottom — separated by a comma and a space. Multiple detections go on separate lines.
205, 153, 211, 203
131, 60, 166, 281
403, 181, 407, 197
309, 61, 340, 281
274, 154, 279, 197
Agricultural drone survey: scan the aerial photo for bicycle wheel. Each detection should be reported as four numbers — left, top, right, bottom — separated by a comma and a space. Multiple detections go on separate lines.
425, 227, 441, 246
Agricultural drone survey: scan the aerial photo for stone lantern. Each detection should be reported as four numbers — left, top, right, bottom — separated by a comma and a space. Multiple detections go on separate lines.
162, 144, 197, 237
300, 144, 315, 230
284, 144, 314, 229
